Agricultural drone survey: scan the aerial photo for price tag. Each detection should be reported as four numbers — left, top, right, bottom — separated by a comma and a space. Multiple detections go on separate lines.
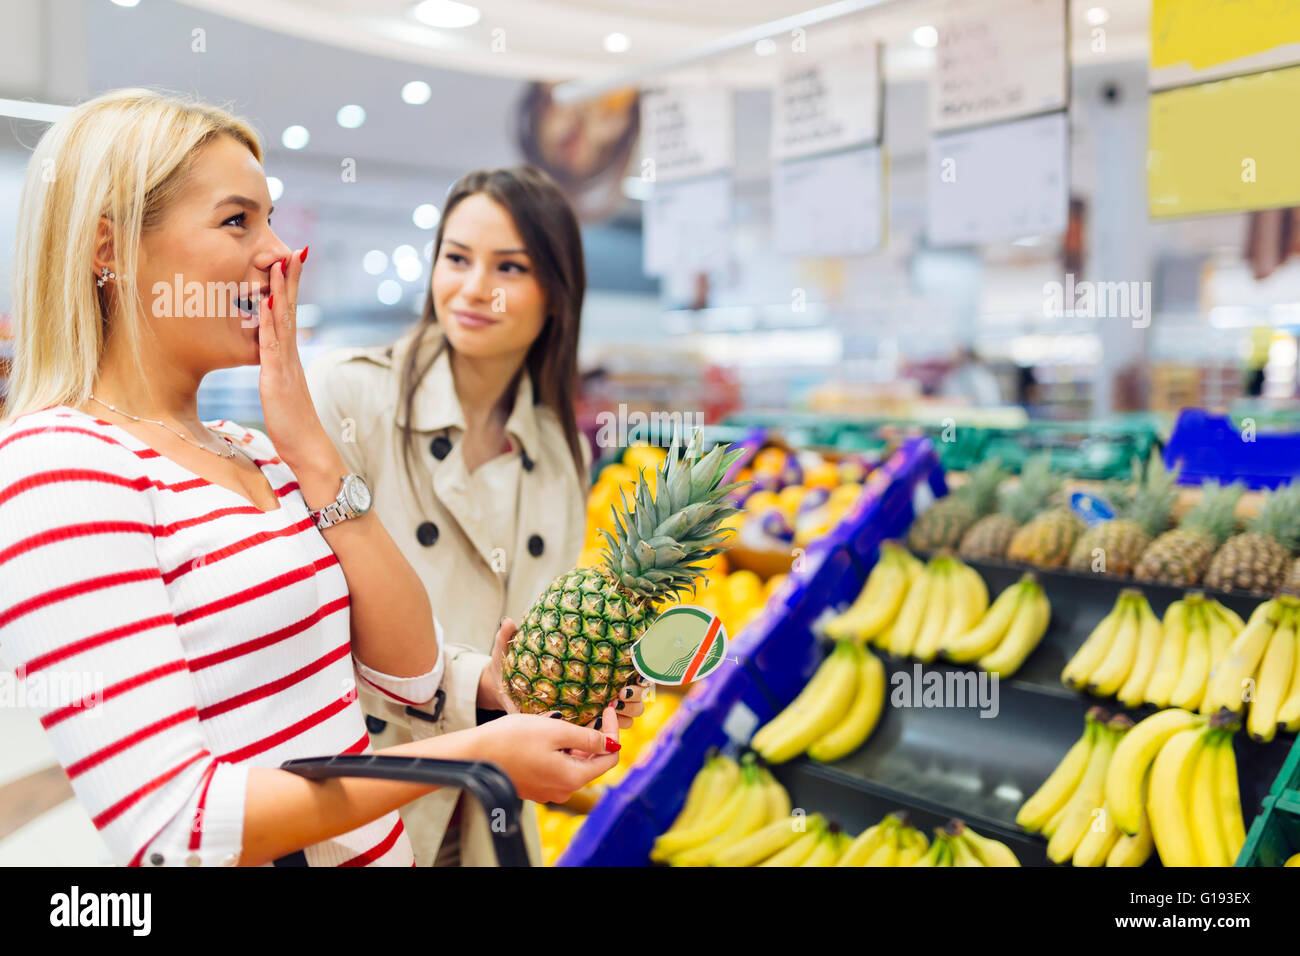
632, 605, 729, 685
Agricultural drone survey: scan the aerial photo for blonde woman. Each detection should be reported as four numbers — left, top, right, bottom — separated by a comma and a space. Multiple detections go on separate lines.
0, 88, 625, 868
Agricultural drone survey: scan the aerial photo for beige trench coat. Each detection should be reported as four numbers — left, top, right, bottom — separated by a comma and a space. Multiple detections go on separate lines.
306, 329, 590, 867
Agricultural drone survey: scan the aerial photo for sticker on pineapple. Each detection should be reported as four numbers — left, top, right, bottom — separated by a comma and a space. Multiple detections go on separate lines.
632, 605, 729, 685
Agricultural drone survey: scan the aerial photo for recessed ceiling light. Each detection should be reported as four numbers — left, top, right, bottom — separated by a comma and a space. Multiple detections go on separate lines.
1086, 6, 1109, 26
754, 38, 777, 56
378, 280, 403, 305
912, 25, 938, 48
336, 104, 366, 129
604, 32, 630, 54
402, 81, 432, 105
266, 177, 284, 202
412, 0, 481, 29
363, 250, 389, 275
281, 125, 309, 150
413, 203, 441, 230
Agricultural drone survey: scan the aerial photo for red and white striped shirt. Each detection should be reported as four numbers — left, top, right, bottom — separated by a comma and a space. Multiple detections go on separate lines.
0, 406, 443, 867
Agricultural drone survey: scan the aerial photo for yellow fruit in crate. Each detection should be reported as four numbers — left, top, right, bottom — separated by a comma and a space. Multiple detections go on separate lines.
745, 490, 781, 514
764, 573, 788, 599
753, 447, 787, 474
576, 547, 604, 568
726, 570, 764, 609
622, 444, 667, 473
777, 485, 806, 514
830, 482, 863, 505
805, 461, 840, 489
599, 462, 637, 485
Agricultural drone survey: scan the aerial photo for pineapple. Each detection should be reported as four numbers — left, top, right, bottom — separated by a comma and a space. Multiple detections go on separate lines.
503, 430, 745, 722
1286, 557, 1300, 595
1068, 454, 1178, 577
1204, 483, 1300, 594
907, 458, 1007, 552
1006, 507, 1084, 568
959, 453, 1061, 560
1131, 481, 1244, 588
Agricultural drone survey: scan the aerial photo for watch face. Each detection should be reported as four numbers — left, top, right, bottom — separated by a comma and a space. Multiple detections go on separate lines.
343, 474, 372, 514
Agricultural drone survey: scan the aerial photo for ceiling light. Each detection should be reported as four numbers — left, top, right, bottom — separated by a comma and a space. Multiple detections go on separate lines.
402, 81, 432, 105
1085, 7, 1109, 26
281, 125, 309, 150
363, 250, 389, 275
336, 104, 366, 129
396, 257, 423, 282
393, 244, 420, 266
378, 280, 403, 305
413, 203, 441, 230
266, 177, 284, 202
754, 38, 777, 56
912, 25, 938, 49
604, 32, 630, 54
412, 0, 481, 29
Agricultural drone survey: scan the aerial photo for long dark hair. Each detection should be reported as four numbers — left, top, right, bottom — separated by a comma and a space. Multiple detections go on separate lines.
398, 165, 587, 491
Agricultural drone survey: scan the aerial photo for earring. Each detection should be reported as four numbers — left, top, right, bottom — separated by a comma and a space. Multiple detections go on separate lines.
96, 266, 116, 288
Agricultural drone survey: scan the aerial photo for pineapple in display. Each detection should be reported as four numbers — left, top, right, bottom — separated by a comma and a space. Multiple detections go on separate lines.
959, 453, 1061, 561
1067, 454, 1178, 577
907, 458, 1007, 553
503, 430, 745, 723
1131, 481, 1244, 588
1203, 483, 1300, 594
1006, 506, 1084, 568
1285, 557, 1300, 595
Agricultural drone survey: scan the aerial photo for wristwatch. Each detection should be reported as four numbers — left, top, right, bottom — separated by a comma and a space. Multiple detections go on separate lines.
310, 473, 373, 530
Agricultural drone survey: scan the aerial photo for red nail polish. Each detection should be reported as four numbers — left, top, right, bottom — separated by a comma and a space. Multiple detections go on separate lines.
605, 737, 620, 753
299, 245, 309, 264
280, 257, 289, 275
266, 294, 274, 310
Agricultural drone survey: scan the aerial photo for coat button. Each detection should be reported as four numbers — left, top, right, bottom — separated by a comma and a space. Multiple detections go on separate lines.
521, 450, 535, 472
149, 852, 165, 866
430, 435, 452, 460
186, 853, 202, 867
416, 522, 439, 547
528, 534, 544, 557
365, 715, 388, 735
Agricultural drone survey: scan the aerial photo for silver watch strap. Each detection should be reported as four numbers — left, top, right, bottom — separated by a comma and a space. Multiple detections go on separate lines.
314, 500, 349, 529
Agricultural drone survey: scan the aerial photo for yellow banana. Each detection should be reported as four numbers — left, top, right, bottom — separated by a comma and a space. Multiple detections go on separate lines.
650, 755, 740, 858
712, 813, 807, 867
757, 642, 860, 764
824, 545, 909, 642
1201, 602, 1238, 715
1216, 602, 1246, 633
1118, 596, 1164, 709
863, 824, 902, 866
1275, 616, 1300, 733
671, 764, 771, 866
979, 582, 1050, 677
1144, 600, 1188, 708
661, 753, 725, 833
913, 558, 955, 662
1088, 593, 1141, 697
896, 827, 929, 866
948, 830, 983, 866
1204, 599, 1281, 715
1215, 728, 1247, 864
1017, 712, 1097, 832
1104, 707, 1203, 836
758, 819, 826, 867
910, 835, 946, 866
1071, 804, 1122, 867
1147, 725, 1211, 867
751, 643, 849, 753
1247, 606, 1295, 744
837, 819, 890, 867
1189, 730, 1230, 867
939, 562, 989, 648
807, 646, 885, 762
955, 822, 1019, 866
888, 558, 933, 657
1170, 598, 1211, 712
1047, 717, 1126, 863
945, 577, 1028, 663
1062, 596, 1128, 690
799, 827, 843, 866
1106, 793, 1154, 867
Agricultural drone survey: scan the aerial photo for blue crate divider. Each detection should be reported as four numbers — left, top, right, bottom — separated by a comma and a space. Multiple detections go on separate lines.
1164, 409, 1300, 490
556, 437, 944, 867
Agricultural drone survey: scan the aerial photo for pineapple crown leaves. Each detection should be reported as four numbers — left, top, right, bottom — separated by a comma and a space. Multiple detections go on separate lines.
1122, 451, 1180, 537
1181, 480, 1245, 545
1000, 452, 1063, 524
1246, 482, 1300, 553
953, 458, 1008, 515
599, 428, 746, 600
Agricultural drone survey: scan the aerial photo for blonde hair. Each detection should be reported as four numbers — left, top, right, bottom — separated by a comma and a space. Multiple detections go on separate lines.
4, 88, 262, 422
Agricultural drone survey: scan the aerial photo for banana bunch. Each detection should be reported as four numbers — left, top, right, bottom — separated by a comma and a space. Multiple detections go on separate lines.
909, 820, 1022, 866
1287, 853, 1300, 867
1061, 590, 1249, 714
1017, 707, 1154, 866
750, 639, 885, 764
942, 572, 1052, 677
836, 811, 929, 866
880, 552, 989, 662
1202, 595, 1300, 744
823, 541, 923, 644
649, 752, 794, 866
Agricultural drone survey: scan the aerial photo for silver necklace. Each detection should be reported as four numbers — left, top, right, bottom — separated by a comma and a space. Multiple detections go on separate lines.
89, 394, 237, 459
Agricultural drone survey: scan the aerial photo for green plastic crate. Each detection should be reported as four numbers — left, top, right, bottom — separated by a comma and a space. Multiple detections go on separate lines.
1238, 736, 1300, 866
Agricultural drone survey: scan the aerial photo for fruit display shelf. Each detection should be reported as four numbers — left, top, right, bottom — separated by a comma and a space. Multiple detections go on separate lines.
1239, 737, 1300, 866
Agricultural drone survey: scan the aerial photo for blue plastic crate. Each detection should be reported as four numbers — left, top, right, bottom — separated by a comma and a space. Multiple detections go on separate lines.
1164, 408, 1300, 490
555, 437, 943, 866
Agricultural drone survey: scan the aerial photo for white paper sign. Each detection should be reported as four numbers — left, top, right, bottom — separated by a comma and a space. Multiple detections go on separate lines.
927, 111, 1068, 246
643, 174, 732, 276
772, 146, 885, 257
933, 0, 1068, 132
640, 86, 733, 183
771, 40, 882, 161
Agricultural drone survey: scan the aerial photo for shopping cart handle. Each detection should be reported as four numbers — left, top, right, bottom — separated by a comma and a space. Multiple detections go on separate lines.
279, 754, 530, 867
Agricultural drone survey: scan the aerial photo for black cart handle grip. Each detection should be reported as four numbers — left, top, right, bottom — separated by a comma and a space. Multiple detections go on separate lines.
278, 754, 530, 867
